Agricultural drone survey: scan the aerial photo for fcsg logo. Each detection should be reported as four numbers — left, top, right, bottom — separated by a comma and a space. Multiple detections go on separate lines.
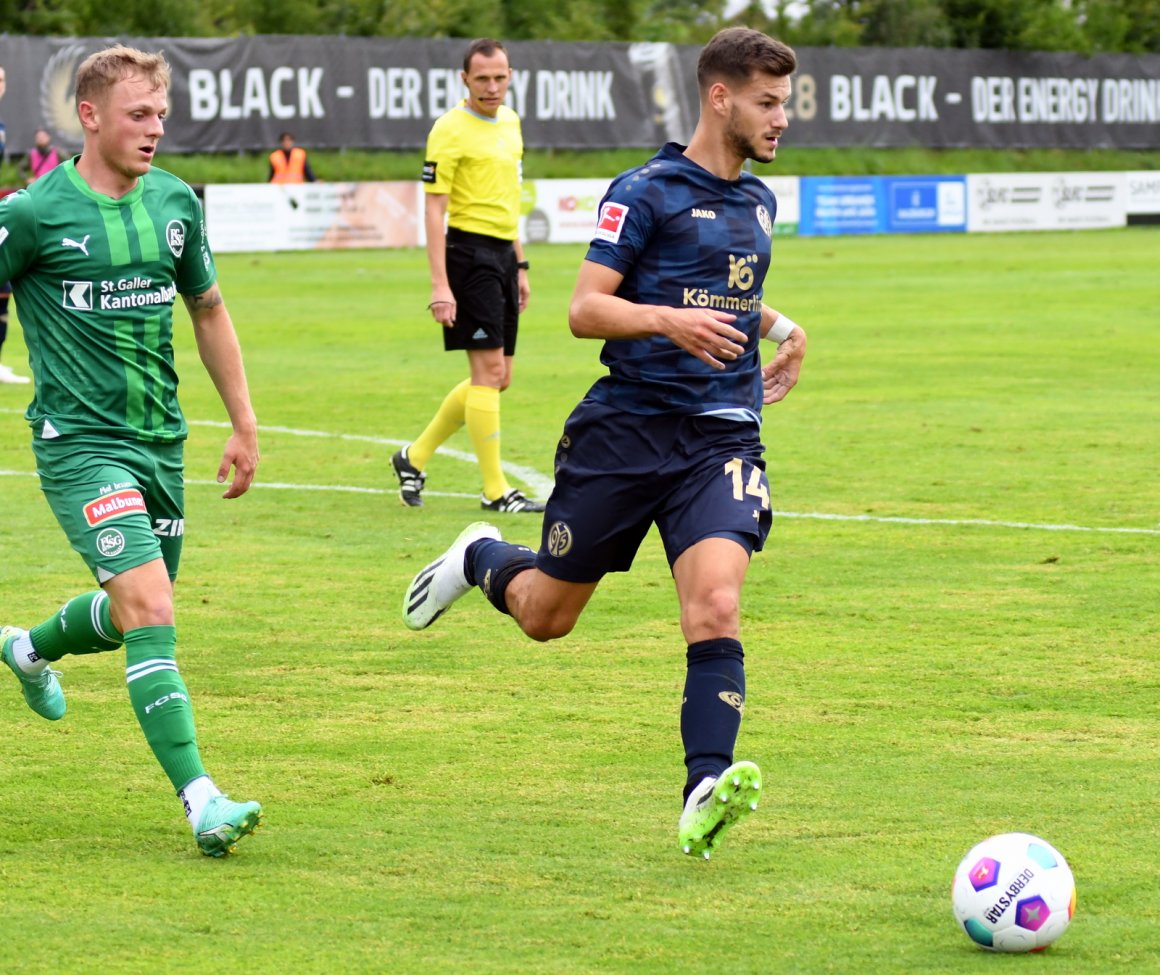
165, 220, 185, 257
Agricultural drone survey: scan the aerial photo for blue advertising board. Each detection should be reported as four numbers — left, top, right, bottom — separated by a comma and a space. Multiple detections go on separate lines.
799, 175, 967, 236
799, 177, 886, 236
885, 177, 967, 233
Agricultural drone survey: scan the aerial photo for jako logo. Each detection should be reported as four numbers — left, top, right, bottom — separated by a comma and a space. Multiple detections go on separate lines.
691, 208, 717, 219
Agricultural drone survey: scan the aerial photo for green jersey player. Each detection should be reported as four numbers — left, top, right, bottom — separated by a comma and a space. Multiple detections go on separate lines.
0, 45, 262, 856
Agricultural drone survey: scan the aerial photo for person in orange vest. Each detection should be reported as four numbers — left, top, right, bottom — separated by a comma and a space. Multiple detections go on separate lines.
267, 132, 316, 183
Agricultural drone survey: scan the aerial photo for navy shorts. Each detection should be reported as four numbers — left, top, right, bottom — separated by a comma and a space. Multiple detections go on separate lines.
536, 398, 773, 583
444, 227, 519, 355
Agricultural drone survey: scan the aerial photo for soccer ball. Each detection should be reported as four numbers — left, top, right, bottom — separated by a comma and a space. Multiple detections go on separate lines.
951, 832, 1076, 952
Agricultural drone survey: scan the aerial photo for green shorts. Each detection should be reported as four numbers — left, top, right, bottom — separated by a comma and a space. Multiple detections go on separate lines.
33, 435, 185, 584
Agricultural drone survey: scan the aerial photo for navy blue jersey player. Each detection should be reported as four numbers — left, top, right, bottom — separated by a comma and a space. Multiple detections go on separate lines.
584, 141, 774, 418
403, 27, 808, 860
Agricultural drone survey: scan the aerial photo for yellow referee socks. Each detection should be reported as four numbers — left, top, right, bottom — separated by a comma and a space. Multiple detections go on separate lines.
408, 378, 470, 470
465, 384, 509, 501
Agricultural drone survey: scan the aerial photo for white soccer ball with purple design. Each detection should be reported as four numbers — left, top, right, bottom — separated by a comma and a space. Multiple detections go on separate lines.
951, 832, 1076, 952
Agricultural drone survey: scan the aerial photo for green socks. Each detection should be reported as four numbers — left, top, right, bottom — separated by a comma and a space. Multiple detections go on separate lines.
29, 590, 123, 659
27, 596, 209, 796
124, 625, 207, 791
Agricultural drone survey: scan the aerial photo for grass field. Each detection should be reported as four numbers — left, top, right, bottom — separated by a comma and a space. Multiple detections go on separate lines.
0, 228, 1156, 974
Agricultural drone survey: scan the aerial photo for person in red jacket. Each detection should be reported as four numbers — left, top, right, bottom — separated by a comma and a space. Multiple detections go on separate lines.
267, 132, 316, 183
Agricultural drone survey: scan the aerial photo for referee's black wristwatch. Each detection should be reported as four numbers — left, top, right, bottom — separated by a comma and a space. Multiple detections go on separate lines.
516, 260, 530, 271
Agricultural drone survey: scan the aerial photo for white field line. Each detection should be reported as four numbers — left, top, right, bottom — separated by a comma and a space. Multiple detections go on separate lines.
1, 411, 1156, 536
189, 419, 556, 498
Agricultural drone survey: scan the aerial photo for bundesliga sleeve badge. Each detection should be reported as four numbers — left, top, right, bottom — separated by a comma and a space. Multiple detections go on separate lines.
594, 201, 629, 243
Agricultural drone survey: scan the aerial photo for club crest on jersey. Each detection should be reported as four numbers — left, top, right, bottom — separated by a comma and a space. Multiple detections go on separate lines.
594, 201, 629, 243
83, 488, 146, 526
547, 521, 574, 557
756, 205, 772, 237
96, 529, 126, 558
166, 220, 185, 257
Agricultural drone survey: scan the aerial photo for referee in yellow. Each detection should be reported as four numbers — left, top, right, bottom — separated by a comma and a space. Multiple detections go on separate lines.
392, 38, 544, 513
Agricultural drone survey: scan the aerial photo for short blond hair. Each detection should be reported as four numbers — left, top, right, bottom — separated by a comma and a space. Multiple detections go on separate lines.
75, 45, 170, 107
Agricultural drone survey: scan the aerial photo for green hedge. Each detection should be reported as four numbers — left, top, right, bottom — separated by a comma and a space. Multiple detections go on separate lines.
4, 145, 1155, 188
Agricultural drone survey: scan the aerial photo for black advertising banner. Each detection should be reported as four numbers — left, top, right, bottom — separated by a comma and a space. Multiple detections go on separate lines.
672, 45, 1160, 150
0, 36, 650, 155
0, 36, 1154, 156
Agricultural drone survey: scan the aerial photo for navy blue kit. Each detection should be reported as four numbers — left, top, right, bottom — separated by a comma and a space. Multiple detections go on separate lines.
536, 143, 780, 583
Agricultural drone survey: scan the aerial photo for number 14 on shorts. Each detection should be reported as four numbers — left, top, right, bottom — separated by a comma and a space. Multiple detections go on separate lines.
724, 457, 769, 509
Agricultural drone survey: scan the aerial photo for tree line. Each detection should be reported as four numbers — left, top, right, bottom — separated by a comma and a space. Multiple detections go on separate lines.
1, 0, 1156, 53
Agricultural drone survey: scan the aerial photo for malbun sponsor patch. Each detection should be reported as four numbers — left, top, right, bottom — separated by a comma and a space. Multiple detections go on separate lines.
83, 488, 146, 526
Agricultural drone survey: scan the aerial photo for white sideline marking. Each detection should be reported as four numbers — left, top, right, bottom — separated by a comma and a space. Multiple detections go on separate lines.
1, 411, 1156, 536
773, 510, 1160, 536
188, 419, 556, 498
3, 467, 1156, 536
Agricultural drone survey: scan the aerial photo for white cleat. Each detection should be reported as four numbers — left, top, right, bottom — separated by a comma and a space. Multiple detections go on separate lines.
402, 522, 501, 630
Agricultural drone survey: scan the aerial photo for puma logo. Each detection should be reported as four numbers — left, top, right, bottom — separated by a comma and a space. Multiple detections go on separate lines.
62, 234, 90, 256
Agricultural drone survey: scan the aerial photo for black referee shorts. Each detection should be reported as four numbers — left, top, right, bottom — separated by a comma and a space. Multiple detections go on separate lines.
443, 227, 520, 355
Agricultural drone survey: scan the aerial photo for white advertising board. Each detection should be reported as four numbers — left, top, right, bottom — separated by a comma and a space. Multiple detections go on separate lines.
1124, 170, 1160, 216
205, 181, 421, 253
966, 172, 1126, 232
520, 178, 614, 245
203, 172, 1137, 251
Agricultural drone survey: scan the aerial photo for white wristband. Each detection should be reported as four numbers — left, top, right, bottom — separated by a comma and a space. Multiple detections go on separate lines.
766, 313, 797, 344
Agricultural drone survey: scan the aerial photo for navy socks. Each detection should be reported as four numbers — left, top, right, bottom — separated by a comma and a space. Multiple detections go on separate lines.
681, 637, 746, 799
467, 538, 537, 615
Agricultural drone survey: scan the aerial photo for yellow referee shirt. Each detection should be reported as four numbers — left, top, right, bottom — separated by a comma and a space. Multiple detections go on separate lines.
421, 100, 523, 241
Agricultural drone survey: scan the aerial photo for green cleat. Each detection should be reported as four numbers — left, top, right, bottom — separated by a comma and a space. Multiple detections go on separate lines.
196, 795, 263, 858
2, 626, 66, 721
678, 760, 762, 860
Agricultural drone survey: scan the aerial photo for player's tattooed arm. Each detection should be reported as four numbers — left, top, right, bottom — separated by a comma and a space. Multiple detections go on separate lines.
185, 283, 259, 498
184, 283, 225, 314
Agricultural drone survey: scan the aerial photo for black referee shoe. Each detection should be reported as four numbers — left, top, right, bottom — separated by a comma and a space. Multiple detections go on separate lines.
480, 489, 545, 514
391, 447, 426, 507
